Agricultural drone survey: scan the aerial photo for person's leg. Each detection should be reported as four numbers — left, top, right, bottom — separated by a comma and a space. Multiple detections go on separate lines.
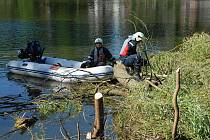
121, 55, 135, 75
122, 55, 142, 81
133, 56, 142, 81
122, 54, 136, 67
131, 54, 142, 81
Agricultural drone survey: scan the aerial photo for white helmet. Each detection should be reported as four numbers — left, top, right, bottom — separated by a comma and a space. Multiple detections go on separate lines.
94, 38, 103, 44
133, 32, 145, 42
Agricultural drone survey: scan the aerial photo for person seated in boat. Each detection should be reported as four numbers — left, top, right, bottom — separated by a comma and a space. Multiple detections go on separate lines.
18, 41, 45, 63
80, 38, 115, 68
119, 32, 147, 81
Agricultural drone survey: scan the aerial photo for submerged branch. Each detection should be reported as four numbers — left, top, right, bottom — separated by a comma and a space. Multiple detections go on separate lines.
59, 119, 71, 140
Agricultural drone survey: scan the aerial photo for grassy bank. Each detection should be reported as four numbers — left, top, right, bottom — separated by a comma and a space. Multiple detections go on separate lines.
114, 33, 210, 139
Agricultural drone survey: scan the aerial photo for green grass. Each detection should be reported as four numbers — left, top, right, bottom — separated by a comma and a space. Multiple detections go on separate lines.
114, 33, 210, 140
34, 93, 82, 119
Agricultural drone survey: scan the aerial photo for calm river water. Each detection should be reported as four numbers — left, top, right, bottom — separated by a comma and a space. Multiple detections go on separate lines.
0, 0, 209, 139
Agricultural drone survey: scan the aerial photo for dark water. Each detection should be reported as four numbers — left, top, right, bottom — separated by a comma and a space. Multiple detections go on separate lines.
0, 0, 209, 139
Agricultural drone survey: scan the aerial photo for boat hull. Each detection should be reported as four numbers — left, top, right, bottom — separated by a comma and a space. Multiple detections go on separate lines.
7, 57, 113, 82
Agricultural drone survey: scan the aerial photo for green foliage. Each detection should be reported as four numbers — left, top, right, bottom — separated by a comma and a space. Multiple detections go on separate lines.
35, 97, 82, 119
114, 33, 210, 140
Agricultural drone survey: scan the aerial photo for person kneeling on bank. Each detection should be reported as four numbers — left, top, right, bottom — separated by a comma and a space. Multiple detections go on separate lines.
119, 32, 147, 81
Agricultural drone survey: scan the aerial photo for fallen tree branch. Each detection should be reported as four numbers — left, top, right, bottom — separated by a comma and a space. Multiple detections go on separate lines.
59, 119, 71, 140
144, 79, 162, 91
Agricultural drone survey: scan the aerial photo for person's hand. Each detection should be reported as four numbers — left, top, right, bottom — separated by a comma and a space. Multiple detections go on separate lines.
110, 58, 116, 66
80, 62, 86, 68
80, 60, 91, 68
112, 59, 116, 64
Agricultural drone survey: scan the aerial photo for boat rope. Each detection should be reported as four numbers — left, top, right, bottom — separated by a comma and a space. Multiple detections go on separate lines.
60, 67, 111, 82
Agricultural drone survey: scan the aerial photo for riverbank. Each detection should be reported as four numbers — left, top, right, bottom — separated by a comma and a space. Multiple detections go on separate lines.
1, 33, 208, 140
114, 33, 210, 140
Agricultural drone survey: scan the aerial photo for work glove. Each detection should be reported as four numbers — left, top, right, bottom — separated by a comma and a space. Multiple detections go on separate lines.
112, 59, 117, 65
109, 58, 116, 66
111, 57, 116, 64
80, 60, 91, 68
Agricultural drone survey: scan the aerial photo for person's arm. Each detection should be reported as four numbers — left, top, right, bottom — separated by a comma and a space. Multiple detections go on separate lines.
81, 48, 95, 68
128, 40, 137, 49
128, 40, 138, 54
104, 48, 115, 62
87, 48, 94, 61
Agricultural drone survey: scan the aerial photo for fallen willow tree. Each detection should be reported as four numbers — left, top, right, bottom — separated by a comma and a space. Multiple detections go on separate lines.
33, 81, 127, 118
113, 33, 210, 140
0, 80, 128, 139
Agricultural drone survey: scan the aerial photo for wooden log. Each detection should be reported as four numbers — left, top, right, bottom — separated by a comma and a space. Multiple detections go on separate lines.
172, 68, 180, 140
86, 92, 104, 139
113, 61, 162, 91
113, 61, 142, 88
144, 79, 162, 91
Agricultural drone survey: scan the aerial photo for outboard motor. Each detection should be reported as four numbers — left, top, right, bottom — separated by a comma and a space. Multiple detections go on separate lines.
18, 41, 45, 62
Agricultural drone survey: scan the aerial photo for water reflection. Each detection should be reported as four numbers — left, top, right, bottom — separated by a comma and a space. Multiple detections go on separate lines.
7, 73, 70, 96
0, 0, 209, 59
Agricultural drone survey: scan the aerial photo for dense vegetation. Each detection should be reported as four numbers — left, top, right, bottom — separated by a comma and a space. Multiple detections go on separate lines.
114, 33, 210, 140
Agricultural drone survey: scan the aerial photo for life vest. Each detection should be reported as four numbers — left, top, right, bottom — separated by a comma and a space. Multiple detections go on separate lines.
120, 35, 133, 57
93, 47, 106, 65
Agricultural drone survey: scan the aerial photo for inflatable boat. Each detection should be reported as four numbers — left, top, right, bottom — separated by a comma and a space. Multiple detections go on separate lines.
6, 56, 113, 83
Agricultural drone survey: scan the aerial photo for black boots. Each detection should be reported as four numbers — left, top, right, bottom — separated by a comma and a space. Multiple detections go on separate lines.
133, 63, 142, 81
125, 66, 134, 75
133, 72, 142, 82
